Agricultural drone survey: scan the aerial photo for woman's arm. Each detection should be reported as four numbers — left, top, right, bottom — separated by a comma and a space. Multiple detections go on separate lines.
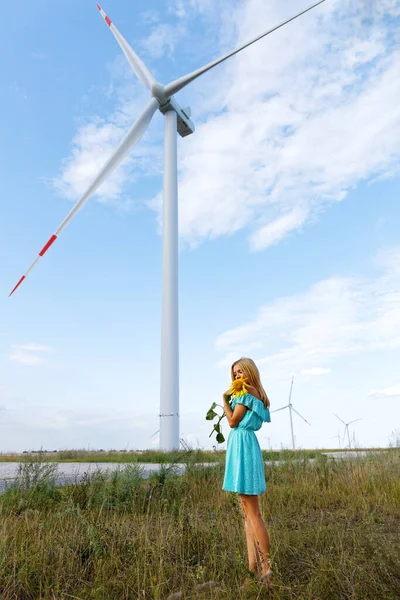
223, 395, 247, 428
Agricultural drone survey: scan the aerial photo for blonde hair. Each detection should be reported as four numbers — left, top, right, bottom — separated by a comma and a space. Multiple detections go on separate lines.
231, 357, 270, 409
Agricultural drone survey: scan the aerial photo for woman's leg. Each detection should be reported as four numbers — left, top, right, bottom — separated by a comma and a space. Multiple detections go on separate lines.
239, 494, 271, 576
239, 496, 259, 574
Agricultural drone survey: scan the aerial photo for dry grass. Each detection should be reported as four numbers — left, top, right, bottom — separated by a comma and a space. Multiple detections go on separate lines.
0, 450, 399, 599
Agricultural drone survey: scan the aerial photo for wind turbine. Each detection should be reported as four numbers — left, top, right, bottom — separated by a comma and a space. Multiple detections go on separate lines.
9, 1, 326, 451
271, 376, 311, 450
334, 414, 361, 449
329, 433, 342, 449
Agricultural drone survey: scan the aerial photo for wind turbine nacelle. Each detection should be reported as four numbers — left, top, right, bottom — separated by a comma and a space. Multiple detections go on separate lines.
159, 97, 195, 137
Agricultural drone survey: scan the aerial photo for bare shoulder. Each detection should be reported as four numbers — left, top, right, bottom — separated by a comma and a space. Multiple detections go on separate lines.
246, 384, 262, 401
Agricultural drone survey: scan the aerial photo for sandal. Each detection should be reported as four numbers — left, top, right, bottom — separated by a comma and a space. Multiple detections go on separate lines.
260, 568, 274, 587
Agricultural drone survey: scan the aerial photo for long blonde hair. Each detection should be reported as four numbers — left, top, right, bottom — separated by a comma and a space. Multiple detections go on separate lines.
231, 357, 270, 409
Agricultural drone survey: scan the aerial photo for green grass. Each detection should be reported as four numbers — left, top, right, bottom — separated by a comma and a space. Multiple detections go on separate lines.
0, 450, 399, 599
0, 447, 389, 463
0, 449, 224, 463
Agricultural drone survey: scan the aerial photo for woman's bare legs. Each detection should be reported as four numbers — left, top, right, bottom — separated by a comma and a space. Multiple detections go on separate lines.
239, 497, 259, 574
239, 494, 271, 577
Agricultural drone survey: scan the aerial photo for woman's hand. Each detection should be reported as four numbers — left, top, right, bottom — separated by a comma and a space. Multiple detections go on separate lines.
222, 389, 231, 401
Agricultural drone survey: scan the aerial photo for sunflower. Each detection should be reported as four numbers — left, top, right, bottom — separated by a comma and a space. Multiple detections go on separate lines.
228, 377, 248, 397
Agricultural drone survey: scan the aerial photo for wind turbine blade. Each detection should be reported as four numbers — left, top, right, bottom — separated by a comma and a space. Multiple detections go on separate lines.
96, 4, 156, 89
164, 0, 326, 97
288, 375, 294, 405
9, 97, 159, 296
348, 418, 362, 425
291, 406, 311, 426
271, 405, 289, 413
334, 413, 346, 426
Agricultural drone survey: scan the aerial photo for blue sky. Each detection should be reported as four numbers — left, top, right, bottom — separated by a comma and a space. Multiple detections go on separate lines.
1, 0, 400, 452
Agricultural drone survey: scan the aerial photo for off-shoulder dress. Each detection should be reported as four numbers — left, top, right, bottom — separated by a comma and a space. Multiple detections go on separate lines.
222, 393, 271, 495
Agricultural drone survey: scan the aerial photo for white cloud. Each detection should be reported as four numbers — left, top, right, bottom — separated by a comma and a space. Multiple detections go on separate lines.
141, 11, 161, 25
368, 384, 400, 399
300, 367, 330, 376
52, 118, 134, 205
171, 0, 221, 19
216, 247, 400, 377
140, 24, 185, 59
9, 343, 52, 366
15, 343, 52, 352
170, 0, 400, 249
250, 207, 309, 250
9, 352, 44, 366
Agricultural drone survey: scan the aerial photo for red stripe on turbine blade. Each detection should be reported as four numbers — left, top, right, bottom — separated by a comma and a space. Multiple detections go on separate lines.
96, 3, 101, 9
105, 15, 112, 26
39, 234, 57, 257
9, 275, 25, 297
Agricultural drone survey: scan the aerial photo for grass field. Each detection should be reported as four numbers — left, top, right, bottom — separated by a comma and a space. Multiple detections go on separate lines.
0, 449, 399, 599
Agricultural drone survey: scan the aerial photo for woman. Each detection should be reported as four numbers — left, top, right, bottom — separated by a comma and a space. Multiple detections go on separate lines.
222, 357, 273, 587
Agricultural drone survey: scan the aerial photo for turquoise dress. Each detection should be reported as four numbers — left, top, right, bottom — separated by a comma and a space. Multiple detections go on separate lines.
222, 393, 271, 495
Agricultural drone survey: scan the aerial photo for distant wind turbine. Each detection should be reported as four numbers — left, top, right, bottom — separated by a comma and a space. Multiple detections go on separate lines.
9, 1, 326, 451
329, 433, 342, 449
333, 414, 361, 449
271, 376, 311, 450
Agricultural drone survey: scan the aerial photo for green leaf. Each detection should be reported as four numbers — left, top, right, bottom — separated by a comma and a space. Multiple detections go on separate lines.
216, 432, 225, 444
206, 409, 217, 421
